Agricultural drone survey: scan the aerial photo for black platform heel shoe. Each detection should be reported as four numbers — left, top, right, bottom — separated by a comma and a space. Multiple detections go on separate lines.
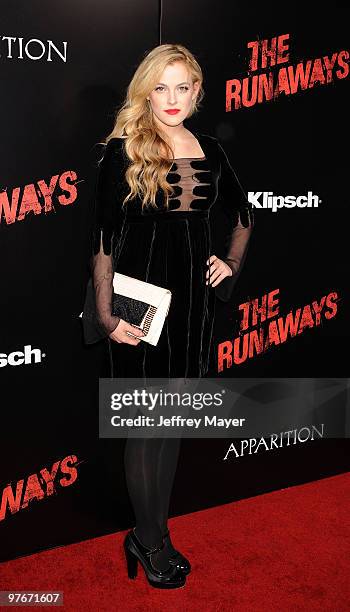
163, 528, 191, 575
123, 529, 186, 589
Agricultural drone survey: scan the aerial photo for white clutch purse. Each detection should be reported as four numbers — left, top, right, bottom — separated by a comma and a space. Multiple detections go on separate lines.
111, 272, 172, 346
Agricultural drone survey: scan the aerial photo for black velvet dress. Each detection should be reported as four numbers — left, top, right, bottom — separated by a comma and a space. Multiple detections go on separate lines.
81, 132, 253, 378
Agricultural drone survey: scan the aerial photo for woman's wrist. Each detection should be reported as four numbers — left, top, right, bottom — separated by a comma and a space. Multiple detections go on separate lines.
224, 257, 239, 276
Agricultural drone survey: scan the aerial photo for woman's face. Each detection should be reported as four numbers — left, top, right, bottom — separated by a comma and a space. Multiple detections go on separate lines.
147, 61, 200, 129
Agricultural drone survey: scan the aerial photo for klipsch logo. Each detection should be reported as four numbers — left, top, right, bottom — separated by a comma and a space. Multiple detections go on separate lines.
248, 191, 321, 212
0, 345, 45, 368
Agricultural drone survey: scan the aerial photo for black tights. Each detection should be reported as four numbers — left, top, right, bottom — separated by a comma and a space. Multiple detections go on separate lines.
124, 436, 181, 571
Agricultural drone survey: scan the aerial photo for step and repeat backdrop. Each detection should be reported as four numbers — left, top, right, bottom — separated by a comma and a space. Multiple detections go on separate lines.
1, 1, 349, 562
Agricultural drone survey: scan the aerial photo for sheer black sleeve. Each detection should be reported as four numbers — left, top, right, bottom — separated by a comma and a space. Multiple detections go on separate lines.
81, 139, 126, 344
214, 139, 254, 302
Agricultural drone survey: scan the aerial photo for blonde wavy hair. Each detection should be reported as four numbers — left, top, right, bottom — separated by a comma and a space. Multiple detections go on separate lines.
103, 43, 204, 211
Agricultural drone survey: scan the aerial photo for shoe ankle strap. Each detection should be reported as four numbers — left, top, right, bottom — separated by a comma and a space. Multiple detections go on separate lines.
147, 538, 165, 556
132, 528, 166, 556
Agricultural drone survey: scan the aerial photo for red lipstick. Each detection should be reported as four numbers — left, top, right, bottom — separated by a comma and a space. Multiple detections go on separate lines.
164, 109, 181, 115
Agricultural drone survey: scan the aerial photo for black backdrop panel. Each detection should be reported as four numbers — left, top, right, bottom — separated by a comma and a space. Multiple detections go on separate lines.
0, 1, 349, 562
0, 0, 159, 562
161, 0, 349, 377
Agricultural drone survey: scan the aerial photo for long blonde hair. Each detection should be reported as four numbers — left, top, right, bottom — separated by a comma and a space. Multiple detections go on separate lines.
104, 44, 204, 211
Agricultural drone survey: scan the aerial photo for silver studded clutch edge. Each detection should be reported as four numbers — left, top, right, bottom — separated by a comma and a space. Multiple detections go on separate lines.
111, 272, 172, 346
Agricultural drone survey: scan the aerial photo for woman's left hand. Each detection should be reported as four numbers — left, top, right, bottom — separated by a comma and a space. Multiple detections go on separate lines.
206, 255, 233, 287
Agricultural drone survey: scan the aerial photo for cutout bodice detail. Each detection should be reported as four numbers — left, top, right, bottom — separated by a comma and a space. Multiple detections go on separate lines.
167, 157, 210, 212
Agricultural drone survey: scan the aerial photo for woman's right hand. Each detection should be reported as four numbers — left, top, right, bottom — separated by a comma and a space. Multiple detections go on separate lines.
108, 319, 145, 345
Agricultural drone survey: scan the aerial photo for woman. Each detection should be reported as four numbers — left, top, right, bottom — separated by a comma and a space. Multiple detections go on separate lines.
82, 43, 253, 589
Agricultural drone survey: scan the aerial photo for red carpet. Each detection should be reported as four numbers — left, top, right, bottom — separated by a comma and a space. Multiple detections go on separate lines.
1, 473, 349, 611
